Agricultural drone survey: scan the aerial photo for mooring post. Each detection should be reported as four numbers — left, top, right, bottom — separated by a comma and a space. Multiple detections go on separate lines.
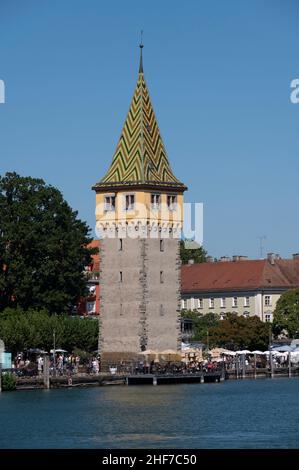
153, 376, 157, 386
242, 354, 246, 379
288, 351, 292, 378
43, 355, 50, 389
200, 363, 204, 383
0, 363, 2, 392
270, 351, 274, 378
220, 355, 225, 381
236, 355, 239, 379
254, 353, 257, 379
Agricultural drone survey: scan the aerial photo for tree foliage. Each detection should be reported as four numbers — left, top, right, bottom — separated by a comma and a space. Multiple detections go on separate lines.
208, 313, 270, 351
0, 308, 98, 355
181, 311, 220, 342
272, 289, 299, 338
180, 241, 207, 264
1, 372, 17, 391
0, 172, 97, 313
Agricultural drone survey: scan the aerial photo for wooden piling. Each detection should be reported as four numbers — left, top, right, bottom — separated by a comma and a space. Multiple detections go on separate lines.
288, 351, 292, 378
270, 351, 274, 378
254, 353, 257, 379
43, 355, 50, 389
242, 354, 246, 379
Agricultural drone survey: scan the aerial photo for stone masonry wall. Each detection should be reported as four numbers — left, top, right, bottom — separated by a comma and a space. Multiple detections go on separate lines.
99, 233, 181, 361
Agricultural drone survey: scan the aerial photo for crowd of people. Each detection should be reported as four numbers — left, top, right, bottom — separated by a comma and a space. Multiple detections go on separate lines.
10, 350, 293, 378
12, 352, 101, 377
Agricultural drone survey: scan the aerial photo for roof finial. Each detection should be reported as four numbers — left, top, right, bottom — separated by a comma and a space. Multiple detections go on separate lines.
139, 30, 144, 74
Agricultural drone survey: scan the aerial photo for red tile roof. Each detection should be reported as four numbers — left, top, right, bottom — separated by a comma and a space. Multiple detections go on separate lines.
88, 240, 100, 272
181, 259, 299, 293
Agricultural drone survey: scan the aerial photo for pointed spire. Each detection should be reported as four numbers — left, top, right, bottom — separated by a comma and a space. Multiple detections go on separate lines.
93, 39, 187, 192
139, 30, 144, 74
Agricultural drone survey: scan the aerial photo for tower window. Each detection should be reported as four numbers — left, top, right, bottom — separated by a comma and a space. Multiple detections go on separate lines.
119, 239, 123, 251
160, 271, 164, 283
119, 271, 123, 282
159, 304, 164, 316
104, 195, 115, 212
151, 193, 160, 210
167, 195, 177, 211
160, 239, 164, 252
125, 194, 135, 211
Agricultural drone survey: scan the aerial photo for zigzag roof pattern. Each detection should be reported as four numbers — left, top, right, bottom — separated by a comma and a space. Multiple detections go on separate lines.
93, 52, 186, 192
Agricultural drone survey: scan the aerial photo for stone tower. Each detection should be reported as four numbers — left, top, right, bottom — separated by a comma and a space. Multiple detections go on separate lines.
92, 44, 187, 367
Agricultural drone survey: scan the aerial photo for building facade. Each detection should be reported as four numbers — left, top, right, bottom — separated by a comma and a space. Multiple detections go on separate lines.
181, 254, 299, 322
77, 240, 100, 316
92, 45, 187, 366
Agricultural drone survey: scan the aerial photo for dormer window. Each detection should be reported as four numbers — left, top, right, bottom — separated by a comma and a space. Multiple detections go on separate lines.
125, 194, 135, 211
104, 195, 115, 212
167, 195, 177, 211
151, 193, 160, 210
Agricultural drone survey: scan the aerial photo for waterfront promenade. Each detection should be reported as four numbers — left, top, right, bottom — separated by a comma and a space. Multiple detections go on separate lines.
9, 364, 299, 390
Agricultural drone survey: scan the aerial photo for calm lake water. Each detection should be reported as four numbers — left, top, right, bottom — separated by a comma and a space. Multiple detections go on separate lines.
1, 378, 299, 448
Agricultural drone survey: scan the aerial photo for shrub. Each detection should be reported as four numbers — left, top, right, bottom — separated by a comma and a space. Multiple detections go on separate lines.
1, 372, 17, 391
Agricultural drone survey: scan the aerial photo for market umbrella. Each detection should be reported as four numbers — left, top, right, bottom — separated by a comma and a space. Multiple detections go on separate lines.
27, 348, 48, 354
183, 348, 198, 354
160, 349, 178, 355
274, 345, 292, 352
139, 350, 158, 355
209, 348, 227, 359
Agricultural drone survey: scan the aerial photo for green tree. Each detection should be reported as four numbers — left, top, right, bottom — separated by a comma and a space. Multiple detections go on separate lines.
0, 172, 97, 313
181, 311, 220, 343
209, 313, 269, 351
1, 372, 17, 391
180, 240, 207, 264
272, 289, 299, 338
0, 307, 98, 355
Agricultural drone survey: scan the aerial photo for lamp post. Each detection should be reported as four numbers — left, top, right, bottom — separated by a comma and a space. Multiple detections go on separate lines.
268, 325, 274, 378
206, 330, 209, 355
53, 330, 56, 377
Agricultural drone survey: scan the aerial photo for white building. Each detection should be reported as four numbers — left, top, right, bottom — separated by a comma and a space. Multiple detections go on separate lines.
181, 253, 299, 323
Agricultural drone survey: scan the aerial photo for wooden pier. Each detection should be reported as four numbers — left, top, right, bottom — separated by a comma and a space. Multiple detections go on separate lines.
12, 365, 299, 390
14, 371, 224, 390
125, 372, 223, 385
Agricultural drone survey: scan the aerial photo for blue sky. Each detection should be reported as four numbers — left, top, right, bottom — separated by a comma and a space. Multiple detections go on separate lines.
0, 0, 298, 259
